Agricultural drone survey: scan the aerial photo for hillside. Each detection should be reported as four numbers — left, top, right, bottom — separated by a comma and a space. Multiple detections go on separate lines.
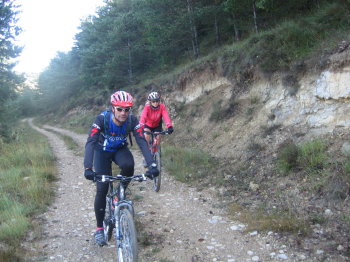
39, 34, 350, 261
35, 37, 350, 260
131, 40, 350, 258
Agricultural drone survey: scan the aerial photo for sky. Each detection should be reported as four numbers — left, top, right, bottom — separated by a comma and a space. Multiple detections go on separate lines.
14, 0, 105, 75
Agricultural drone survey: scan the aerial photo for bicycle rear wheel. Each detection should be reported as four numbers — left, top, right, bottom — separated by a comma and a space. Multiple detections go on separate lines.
117, 208, 138, 262
153, 151, 161, 192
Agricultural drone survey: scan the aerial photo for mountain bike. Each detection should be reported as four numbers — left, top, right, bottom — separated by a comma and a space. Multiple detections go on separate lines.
143, 130, 168, 192
95, 174, 147, 262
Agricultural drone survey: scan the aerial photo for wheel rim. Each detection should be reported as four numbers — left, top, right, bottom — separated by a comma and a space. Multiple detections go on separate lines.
153, 152, 161, 192
117, 210, 137, 262
104, 197, 111, 241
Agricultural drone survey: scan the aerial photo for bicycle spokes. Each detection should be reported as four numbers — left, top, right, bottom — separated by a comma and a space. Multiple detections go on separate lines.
117, 209, 137, 262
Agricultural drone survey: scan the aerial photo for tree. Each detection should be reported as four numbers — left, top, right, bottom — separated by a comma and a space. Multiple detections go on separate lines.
186, 0, 199, 58
74, 0, 149, 89
0, 0, 23, 139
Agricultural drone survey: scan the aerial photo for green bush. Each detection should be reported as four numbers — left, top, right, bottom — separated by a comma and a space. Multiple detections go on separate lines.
277, 143, 300, 174
343, 159, 350, 174
298, 139, 327, 171
277, 139, 328, 174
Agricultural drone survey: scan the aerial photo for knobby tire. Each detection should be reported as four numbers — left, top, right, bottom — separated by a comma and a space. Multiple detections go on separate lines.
117, 208, 138, 262
104, 197, 114, 241
153, 151, 161, 192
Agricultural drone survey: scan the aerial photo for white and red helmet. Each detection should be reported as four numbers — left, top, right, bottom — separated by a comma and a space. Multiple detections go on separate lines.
111, 91, 133, 107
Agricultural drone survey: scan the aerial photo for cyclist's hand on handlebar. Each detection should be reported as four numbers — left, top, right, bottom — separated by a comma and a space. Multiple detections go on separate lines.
135, 123, 144, 136
167, 126, 174, 134
84, 169, 96, 181
146, 163, 159, 180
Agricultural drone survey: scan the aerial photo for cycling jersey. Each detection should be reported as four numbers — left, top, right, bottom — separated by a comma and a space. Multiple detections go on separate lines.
101, 111, 128, 152
84, 111, 153, 169
139, 103, 173, 129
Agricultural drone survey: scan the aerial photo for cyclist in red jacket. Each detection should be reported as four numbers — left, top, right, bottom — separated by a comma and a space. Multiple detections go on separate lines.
138, 91, 174, 146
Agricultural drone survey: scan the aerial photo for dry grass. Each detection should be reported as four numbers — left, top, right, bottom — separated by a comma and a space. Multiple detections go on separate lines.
228, 202, 309, 234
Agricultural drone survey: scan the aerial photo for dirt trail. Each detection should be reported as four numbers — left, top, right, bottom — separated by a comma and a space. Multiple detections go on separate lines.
25, 119, 319, 262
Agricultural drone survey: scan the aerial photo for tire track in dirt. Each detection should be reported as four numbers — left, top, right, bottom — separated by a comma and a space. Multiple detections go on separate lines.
25, 120, 316, 262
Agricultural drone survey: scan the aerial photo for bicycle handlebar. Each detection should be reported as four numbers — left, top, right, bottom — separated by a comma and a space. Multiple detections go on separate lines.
143, 130, 169, 135
94, 174, 147, 183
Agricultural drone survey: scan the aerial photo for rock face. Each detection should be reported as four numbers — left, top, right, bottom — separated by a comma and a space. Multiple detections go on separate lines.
164, 49, 350, 137
316, 69, 350, 100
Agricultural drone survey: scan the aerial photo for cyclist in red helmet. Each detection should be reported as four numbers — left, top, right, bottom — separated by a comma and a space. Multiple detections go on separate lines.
137, 91, 174, 146
83, 90, 159, 246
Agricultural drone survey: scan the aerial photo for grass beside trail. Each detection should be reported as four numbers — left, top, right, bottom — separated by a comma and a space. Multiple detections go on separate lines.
0, 122, 56, 261
43, 128, 82, 156
162, 145, 216, 185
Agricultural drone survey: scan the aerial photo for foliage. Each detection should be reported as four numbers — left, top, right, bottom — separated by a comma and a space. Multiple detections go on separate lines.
298, 139, 328, 171
277, 142, 300, 174
0, 123, 56, 260
343, 159, 350, 174
0, 1, 24, 139
29, 0, 350, 114
162, 145, 216, 184
277, 139, 327, 174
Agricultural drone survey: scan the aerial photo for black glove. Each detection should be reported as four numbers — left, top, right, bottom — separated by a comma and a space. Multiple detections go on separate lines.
146, 163, 159, 180
167, 126, 174, 134
84, 169, 96, 181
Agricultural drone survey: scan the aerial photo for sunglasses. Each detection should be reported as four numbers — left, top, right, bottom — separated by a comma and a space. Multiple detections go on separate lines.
114, 107, 131, 112
151, 100, 160, 103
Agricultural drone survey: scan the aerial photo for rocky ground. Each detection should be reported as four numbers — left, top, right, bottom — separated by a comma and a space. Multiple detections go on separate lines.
23, 119, 347, 262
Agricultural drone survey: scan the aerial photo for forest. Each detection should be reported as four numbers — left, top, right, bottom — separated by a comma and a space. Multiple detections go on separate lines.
1, 0, 350, 139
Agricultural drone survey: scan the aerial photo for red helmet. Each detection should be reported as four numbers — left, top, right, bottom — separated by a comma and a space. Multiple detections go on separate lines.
111, 91, 133, 107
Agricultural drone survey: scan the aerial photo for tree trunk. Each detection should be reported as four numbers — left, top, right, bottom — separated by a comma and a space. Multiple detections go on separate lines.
214, 14, 220, 46
252, 0, 258, 33
187, 0, 199, 58
232, 13, 240, 41
127, 37, 133, 83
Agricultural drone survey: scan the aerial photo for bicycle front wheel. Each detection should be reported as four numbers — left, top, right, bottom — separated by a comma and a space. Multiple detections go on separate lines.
153, 151, 161, 192
117, 208, 138, 262
104, 197, 114, 241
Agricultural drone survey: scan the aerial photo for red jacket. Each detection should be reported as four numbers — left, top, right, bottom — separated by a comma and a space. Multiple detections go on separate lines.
139, 103, 173, 128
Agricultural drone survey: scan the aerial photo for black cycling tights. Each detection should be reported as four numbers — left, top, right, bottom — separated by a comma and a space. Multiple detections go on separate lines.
93, 147, 134, 228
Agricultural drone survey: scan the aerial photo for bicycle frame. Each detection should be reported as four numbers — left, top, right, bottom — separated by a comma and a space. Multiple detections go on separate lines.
96, 174, 146, 262
105, 183, 134, 243
144, 130, 168, 154
102, 174, 145, 214
143, 130, 168, 192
